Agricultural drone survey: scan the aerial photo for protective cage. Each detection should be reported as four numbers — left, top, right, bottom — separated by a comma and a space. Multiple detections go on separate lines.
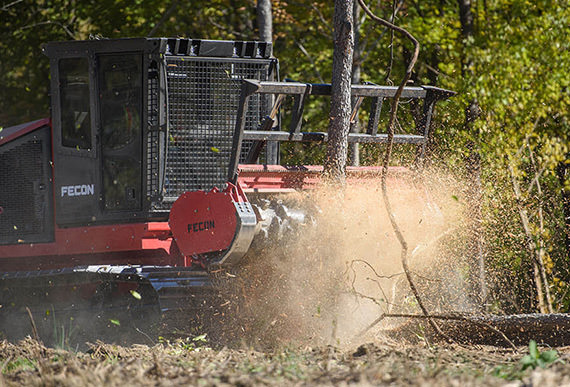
148, 39, 276, 211
158, 55, 275, 208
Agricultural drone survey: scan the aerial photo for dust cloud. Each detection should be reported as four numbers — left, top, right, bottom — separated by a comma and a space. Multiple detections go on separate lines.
226, 168, 474, 349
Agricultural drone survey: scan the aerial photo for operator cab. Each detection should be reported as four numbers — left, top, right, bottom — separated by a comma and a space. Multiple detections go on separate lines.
44, 38, 275, 227
56, 54, 143, 216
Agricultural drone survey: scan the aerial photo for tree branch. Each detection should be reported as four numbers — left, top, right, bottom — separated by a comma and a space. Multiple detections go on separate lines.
295, 40, 326, 83
0, 0, 23, 12
18, 20, 76, 39
508, 155, 551, 313
148, 0, 179, 37
384, 0, 396, 84
357, 0, 450, 341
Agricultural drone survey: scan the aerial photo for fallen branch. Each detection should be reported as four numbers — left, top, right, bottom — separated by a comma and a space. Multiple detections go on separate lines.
357, 312, 518, 351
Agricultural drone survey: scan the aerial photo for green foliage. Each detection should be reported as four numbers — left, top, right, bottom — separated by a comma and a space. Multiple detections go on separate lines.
493, 340, 562, 380
2, 357, 37, 373
520, 340, 561, 371
52, 314, 78, 351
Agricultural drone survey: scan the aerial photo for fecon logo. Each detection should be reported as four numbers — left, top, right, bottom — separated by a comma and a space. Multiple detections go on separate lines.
61, 184, 95, 197
188, 220, 215, 233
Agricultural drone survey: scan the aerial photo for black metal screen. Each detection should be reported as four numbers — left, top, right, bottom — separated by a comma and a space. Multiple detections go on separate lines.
146, 61, 162, 202
162, 57, 272, 203
0, 127, 53, 244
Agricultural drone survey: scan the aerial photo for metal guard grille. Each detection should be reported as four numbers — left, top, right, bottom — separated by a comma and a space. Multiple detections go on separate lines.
0, 137, 47, 243
146, 63, 162, 201
163, 57, 271, 203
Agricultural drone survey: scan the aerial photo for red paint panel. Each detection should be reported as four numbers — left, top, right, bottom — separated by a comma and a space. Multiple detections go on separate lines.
0, 118, 51, 146
0, 223, 173, 259
237, 164, 411, 191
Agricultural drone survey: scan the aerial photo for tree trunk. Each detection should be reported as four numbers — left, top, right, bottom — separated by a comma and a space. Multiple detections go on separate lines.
557, 157, 570, 261
349, 1, 362, 167
527, 141, 553, 312
256, 0, 277, 163
257, 0, 272, 42
508, 162, 550, 313
324, 0, 354, 183
458, 0, 487, 305
463, 118, 487, 305
458, 0, 474, 40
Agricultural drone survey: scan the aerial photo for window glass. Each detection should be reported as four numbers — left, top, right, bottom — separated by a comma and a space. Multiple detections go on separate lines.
99, 55, 142, 150
60, 58, 92, 149
98, 54, 142, 211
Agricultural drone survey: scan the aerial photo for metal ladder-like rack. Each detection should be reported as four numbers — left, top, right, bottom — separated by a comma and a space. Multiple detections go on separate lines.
229, 79, 456, 181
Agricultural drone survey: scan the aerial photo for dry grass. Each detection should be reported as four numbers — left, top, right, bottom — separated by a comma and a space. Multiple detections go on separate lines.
2, 337, 570, 386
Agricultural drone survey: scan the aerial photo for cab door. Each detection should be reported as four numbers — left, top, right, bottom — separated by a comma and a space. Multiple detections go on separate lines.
52, 56, 101, 226
97, 53, 143, 213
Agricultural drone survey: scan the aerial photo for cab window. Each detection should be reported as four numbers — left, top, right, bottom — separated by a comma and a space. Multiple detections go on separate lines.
98, 54, 142, 211
59, 58, 92, 150
99, 54, 142, 150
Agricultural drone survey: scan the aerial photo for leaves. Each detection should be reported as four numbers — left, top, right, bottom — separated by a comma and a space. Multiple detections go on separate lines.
493, 340, 562, 380
520, 340, 561, 371
193, 333, 207, 343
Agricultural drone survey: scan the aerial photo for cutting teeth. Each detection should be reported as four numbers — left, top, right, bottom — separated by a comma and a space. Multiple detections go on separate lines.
250, 197, 316, 244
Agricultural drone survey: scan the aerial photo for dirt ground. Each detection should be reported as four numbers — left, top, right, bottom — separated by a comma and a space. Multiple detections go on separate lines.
1, 336, 570, 386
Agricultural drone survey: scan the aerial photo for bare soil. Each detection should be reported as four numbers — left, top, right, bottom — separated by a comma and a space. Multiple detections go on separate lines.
1, 337, 569, 386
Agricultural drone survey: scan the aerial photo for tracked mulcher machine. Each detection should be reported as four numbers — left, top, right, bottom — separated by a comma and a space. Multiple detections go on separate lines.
0, 38, 454, 341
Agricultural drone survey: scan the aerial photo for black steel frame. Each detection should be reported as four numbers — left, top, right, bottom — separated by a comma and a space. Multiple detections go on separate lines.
229, 79, 456, 183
